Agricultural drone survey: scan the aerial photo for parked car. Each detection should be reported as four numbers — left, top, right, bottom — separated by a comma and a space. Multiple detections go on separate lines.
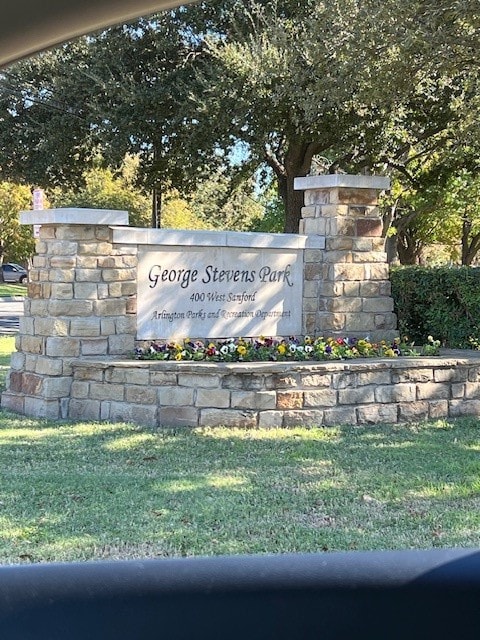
2, 262, 28, 283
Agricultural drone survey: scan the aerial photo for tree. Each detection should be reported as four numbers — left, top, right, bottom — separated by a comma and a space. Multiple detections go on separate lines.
50, 159, 152, 227
0, 0, 478, 234
189, 170, 264, 231
248, 188, 284, 233
435, 169, 480, 265
0, 182, 35, 275
0, 40, 98, 187
161, 189, 208, 230
197, 0, 480, 231
0, 16, 209, 223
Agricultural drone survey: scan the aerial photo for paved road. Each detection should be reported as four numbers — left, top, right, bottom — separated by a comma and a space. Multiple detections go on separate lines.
0, 298, 24, 334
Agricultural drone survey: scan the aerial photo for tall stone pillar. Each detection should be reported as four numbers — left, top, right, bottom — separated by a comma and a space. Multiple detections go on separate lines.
295, 174, 397, 342
1, 209, 136, 419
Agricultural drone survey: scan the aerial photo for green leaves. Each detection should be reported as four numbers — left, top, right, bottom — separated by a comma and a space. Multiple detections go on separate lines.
50, 161, 151, 227
391, 266, 480, 347
0, 0, 478, 237
0, 181, 35, 264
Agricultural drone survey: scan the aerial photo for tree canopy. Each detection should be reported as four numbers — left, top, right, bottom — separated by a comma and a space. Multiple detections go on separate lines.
0, 0, 478, 238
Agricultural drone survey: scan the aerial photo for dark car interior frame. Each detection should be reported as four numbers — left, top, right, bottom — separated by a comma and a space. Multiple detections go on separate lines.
1, 2, 480, 638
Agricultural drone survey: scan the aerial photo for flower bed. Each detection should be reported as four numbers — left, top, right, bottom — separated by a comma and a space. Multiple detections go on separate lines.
135, 335, 441, 362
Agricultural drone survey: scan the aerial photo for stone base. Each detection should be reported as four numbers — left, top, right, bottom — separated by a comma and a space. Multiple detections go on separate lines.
1, 391, 67, 419
3, 352, 476, 428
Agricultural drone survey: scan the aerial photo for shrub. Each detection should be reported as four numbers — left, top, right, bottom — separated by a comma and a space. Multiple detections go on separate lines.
390, 266, 480, 348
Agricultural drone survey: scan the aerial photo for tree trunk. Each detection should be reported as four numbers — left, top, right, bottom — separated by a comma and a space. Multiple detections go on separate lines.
461, 218, 471, 265
150, 144, 163, 229
266, 140, 322, 233
384, 207, 421, 266
397, 229, 422, 265
461, 235, 480, 266
460, 218, 480, 265
382, 202, 399, 264
283, 173, 306, 233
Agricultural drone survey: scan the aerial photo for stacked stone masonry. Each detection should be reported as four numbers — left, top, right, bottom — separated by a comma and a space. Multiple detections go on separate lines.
297, 176, 396, 342
0, 177, 426, 428
67, 354, 480, 428
2, 214, 138, 419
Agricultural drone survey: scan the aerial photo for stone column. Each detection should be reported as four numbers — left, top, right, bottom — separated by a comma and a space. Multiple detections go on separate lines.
1, 209, 136, 419
295, 174, 397, 342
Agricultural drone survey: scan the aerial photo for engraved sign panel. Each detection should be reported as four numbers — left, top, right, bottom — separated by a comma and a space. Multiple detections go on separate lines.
137, 246, 303, 339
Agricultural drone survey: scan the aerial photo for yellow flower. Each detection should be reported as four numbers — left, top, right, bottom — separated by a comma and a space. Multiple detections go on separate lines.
237, 345, 247, 355
384, 348, 396, 358
277, 344, 287, 355
175, 352, 183, 360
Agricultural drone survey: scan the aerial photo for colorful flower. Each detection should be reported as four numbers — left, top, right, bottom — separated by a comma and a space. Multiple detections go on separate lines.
135, 335, 438, 363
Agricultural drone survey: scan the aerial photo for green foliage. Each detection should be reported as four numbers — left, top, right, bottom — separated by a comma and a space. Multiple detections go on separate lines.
391, 266, 480, 347
190, 170, 264, 231
438, 169, 480, 265
0, 0, 479, 238
248, 189, 285, 233
161, 189, 208, 230
0, 40, 98, 187
383, 158, 480, 265
50, 162, 151, 227
0, 181, 35, 264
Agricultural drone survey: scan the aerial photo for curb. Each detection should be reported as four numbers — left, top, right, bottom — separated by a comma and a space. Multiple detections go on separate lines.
0, 296, 25, 302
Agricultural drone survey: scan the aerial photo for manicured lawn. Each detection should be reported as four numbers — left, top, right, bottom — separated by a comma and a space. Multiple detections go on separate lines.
0, 283, 26, 297
1, 336, 479, 563
0, 412, 479, 564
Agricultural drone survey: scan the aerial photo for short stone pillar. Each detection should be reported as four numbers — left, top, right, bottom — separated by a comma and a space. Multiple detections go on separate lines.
1, 209, 136, 419
295, 174, 397, 342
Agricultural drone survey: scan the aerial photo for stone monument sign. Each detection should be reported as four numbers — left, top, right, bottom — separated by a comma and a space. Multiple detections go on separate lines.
137, 244, 303, 339
0, 174, 399, 424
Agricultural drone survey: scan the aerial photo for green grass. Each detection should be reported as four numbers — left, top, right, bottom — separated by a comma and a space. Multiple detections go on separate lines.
0, 283, 26, 297
0, 413, 479, 564
1, 337, 479, 563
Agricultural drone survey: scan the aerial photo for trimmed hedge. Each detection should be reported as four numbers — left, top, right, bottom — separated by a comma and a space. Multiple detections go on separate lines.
390, 266, 480, 348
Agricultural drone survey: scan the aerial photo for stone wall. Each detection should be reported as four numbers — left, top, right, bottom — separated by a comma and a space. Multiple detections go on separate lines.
67, 353, 480, 428
1, 174, 404, 426
296, 175, 396, 341
2, 210, 137, 418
